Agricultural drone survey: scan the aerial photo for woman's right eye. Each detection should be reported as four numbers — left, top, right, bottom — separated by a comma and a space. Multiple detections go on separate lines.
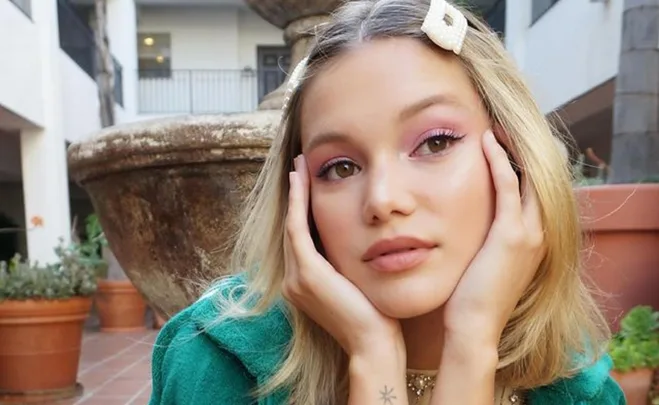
317, 160, 361, 181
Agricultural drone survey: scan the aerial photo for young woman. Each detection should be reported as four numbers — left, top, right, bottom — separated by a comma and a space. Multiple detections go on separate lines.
149, 0, 626, 404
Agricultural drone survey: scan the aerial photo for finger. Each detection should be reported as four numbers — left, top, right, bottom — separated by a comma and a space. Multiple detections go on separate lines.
295, 155, 311, 220
283, 228, 298, 276
483, 130, 522, 222
286, 160, 317, 265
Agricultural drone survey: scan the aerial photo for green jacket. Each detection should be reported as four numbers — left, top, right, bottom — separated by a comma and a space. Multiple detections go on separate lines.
149, 274, 626, 404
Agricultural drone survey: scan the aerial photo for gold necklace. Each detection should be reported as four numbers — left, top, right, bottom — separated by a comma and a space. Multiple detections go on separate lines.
406, 372, 436, 402
405, 372, 524, 404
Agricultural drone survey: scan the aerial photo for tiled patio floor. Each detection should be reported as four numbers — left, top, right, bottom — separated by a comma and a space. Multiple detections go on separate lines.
55, 329, 158, 405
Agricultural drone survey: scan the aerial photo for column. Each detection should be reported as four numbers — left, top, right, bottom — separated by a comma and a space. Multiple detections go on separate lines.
609, 0, 659, 183
20, 129, 71, 265
107, 0, 139, 121
20, 0, 71, 265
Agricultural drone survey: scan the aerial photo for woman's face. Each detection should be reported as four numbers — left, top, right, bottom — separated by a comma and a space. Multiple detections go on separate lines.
300, 38, 496, 319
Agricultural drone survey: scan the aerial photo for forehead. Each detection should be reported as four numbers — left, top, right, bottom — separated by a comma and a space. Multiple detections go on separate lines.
300, 37, 483, 142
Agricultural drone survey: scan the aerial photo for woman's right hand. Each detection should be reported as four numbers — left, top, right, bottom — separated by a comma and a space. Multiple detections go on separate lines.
283, 154, 405, 359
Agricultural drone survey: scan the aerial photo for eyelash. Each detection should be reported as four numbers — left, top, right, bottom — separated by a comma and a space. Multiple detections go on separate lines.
315, 129, 466, 180
412, 129, 465, 156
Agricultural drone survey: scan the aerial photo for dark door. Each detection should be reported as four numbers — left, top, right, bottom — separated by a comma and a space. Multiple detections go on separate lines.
257, 46, 292, 102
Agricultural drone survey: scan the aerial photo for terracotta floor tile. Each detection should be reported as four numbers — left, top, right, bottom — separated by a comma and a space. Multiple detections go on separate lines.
71, 329, 157, 405
78, 369, 115, 391
116, 362, 153, 380
94, 379, 151, 397
76, 397, 134, 405
96, 354, 149, 372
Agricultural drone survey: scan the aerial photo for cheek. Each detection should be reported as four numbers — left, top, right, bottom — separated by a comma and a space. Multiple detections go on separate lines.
417, 142, 494, 251
430, 144, 495, 244
310, 190, 356, 258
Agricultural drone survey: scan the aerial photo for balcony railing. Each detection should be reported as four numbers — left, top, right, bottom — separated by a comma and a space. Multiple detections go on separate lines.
138, 69, 260, 114
57, 0, 124, 107
8, 0, 31, 18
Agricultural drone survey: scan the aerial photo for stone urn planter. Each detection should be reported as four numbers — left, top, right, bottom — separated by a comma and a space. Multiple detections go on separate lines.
576, 184, 659, 330
68, 113, 280, 318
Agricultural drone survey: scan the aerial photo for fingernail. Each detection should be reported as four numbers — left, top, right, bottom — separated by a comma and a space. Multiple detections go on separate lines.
293, 155, 300, 171
484, 129, 495, 141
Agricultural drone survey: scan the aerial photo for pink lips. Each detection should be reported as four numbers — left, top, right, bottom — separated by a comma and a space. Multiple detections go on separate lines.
362, 236, 436, 273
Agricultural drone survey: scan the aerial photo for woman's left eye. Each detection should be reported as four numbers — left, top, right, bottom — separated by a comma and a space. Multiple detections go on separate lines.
412, 132, 464, 157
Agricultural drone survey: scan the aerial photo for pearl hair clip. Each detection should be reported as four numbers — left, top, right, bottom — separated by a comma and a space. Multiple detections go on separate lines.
421, 0, 468, 55
282, 56, 309, 111
282, 0, 468, 111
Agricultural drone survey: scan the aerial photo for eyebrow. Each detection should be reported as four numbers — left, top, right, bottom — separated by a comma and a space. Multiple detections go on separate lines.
399, 93, 467, 120
303, 93, 467, 153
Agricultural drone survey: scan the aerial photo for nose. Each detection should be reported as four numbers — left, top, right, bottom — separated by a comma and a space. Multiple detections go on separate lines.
362, 160, 416, 225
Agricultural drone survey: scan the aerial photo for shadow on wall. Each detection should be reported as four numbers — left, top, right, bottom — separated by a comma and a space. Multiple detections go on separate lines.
0, 212, 19, 262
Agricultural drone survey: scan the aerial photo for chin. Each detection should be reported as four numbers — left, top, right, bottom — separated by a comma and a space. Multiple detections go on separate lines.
366, 278, 453, 319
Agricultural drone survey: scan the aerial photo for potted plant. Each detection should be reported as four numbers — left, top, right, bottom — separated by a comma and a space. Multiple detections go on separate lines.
83, 214, 147, 332
572, 149, 659, 330
0, 243, 97, 403
608, 305, 659, 405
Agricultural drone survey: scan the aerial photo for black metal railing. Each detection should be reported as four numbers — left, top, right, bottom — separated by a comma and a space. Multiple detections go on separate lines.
138, 69, 261, 114
8, 0, 31, 18
57, 0, 124, 107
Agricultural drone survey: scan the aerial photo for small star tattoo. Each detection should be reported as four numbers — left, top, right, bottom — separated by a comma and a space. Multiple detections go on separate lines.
379, 385, 397, 404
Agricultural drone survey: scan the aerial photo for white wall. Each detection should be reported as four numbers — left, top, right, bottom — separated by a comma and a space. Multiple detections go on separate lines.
108, 0, 139, 122
0, 1, 44, 127
237, 8, 285, 70
59, 54, 101, 143
136, 6, 283, 114
506, 0, 623, 113
138, 6, 241, 69
60, 53, 129, 143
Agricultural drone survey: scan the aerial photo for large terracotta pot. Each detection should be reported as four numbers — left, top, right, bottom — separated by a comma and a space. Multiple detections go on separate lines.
610, 369, 654, 405
0, 297, 91, 403
95, 279, 147, 332
576, 183, 659, 330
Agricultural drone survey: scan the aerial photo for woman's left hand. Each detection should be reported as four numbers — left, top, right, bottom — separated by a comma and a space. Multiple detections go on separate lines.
443, 129, 547, 346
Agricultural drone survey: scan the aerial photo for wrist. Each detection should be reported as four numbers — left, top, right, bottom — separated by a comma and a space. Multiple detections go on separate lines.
442, 332, 500, 369
430, 332, 499, 404
347, 342, 408, 405
350, 340, 406, 373
444, 314, 503, 348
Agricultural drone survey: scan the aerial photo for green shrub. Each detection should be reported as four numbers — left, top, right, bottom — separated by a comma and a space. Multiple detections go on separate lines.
0, 241, 98, 301
608, 305, 659, 372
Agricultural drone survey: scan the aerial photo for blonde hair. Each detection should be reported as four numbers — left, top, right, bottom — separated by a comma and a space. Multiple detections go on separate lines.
213, 1, 610, 403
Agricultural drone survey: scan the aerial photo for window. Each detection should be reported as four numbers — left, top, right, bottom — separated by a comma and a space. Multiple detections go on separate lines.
531, 0, 560, 24
138, 33, 171, 79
